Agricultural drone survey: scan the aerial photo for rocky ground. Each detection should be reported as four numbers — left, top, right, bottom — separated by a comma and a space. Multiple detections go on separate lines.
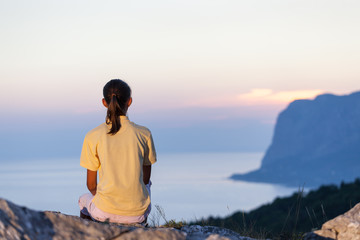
0, 198, 254, 240
1, 197, 359, 240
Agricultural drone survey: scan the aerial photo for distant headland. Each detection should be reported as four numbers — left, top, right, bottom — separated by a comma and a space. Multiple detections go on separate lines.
231, 91, 360, 188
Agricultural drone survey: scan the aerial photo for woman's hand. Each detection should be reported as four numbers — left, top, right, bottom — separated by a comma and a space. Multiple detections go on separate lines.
87, 169, 97, 196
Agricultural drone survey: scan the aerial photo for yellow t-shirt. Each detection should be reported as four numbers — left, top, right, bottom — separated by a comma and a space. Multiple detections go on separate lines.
80, 116, 157, 216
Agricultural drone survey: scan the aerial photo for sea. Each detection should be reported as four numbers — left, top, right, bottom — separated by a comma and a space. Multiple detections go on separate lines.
0, 152, 298, 223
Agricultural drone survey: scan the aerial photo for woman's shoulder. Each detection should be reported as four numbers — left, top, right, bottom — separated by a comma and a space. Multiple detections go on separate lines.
128, 121, 152, 137
85, 123, 108, 139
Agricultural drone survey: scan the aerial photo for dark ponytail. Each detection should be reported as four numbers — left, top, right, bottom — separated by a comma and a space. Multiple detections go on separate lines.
103, 79, 131, 135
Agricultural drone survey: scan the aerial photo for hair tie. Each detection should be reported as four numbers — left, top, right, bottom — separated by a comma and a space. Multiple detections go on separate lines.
111, 94, 116, 97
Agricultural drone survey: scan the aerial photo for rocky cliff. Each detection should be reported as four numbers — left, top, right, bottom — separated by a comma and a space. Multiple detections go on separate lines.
0, 198, 254, 240
231, 91, 360, 187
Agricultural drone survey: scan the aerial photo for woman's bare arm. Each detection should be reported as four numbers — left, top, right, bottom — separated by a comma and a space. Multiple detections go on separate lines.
87, 169, 97, 196
143, 165, 151, 185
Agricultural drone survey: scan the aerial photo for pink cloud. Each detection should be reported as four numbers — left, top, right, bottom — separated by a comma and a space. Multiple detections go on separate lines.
237, 89, 326, 105
183, 89, 326, 108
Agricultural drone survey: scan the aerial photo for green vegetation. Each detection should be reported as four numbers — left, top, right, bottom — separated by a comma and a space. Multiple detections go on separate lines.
192, 178, 360, 239
162, 219, 187, 229
149, 205, 187, 229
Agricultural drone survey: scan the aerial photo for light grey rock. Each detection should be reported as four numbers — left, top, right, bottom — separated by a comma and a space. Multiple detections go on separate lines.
182, 225, 256, 240
0, 198, 132, 240
304, 202, 360, 240
114, 228, 186, 240
0, 198, 254, 240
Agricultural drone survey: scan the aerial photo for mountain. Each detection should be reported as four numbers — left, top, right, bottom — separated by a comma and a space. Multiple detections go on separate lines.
231, 91, 360, 187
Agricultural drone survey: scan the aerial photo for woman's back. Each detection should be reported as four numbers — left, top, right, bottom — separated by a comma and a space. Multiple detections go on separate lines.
81, 116, 156, 216
79, 79, 156, 223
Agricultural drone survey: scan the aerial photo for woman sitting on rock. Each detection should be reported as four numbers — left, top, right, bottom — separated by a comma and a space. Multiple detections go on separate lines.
78, 79, 156, 224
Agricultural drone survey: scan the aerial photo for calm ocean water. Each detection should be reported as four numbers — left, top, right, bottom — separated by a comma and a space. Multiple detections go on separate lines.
0, 152, 298, 222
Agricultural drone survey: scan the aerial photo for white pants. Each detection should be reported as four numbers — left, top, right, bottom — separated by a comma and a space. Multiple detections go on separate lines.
78, 181, 151, 224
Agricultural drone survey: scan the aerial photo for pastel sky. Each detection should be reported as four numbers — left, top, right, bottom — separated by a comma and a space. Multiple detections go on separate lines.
1, 0, 360, 158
